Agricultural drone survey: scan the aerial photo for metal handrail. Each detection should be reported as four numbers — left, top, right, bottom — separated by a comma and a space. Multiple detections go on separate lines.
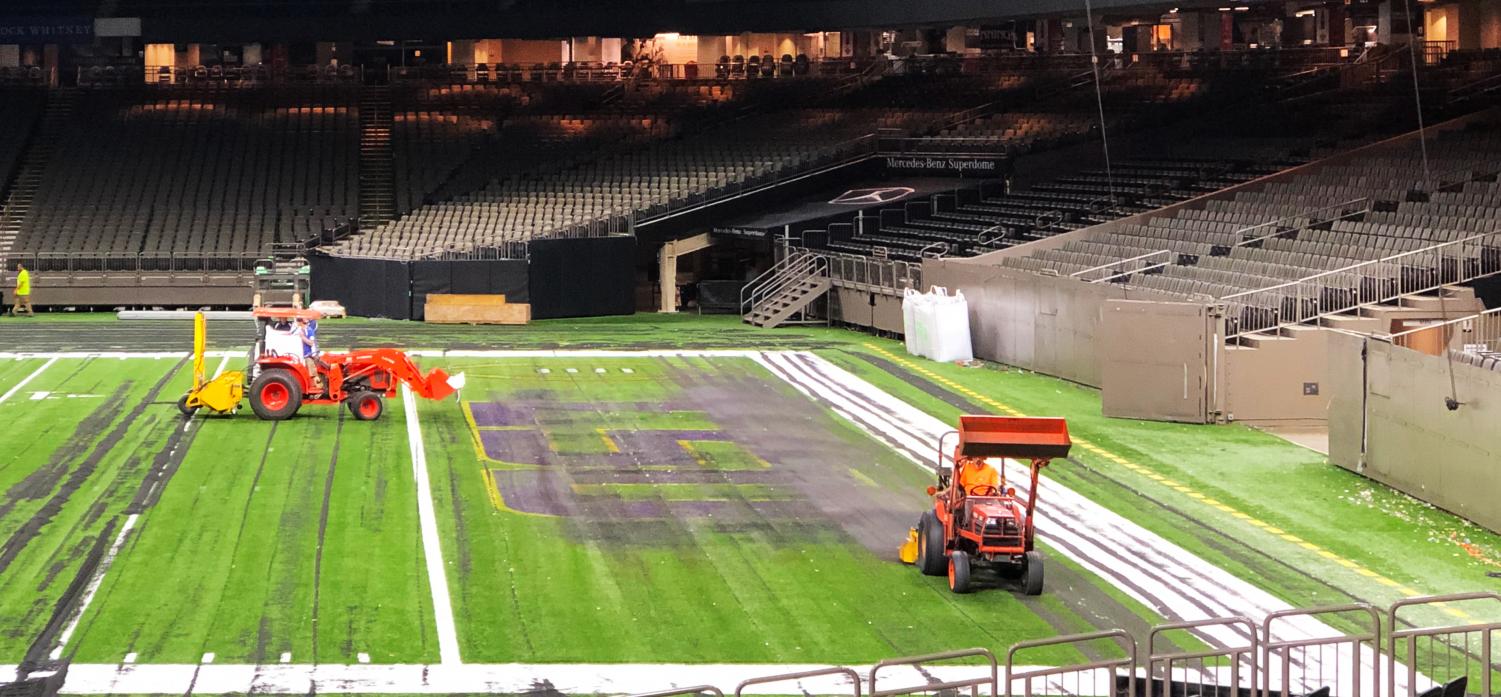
1006, 630, 1136, 697
919, 241, 949, 259
1262, 604, 1380, 697
735, 667, 860, 697
1094, 261, 1170, 284
1233, 197, 1371, 247
870, 648, 997, 697
1071, 249, 1172, 279
740, 251, 827, 316
1387, 592, 1501, 697
1222, 231, 1501, 339
1147, 617, 1258, 697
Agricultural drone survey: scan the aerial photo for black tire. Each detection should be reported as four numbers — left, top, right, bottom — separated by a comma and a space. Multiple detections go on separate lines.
176, 394, 197, 417
917, 511, 946, 576
348, 392, 384, 421
948, 549, 972, 594
249, 370, 302, 421
1023, 550, 1044, 596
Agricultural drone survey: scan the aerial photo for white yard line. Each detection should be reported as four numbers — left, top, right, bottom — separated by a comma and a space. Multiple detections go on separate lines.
30, 662, 1032, 695
0, 356, 59, 403
48, 514, 140, 660
401, 385, 462, 665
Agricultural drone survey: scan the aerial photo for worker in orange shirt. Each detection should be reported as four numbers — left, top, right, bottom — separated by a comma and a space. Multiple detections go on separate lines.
955, 455, 1000, 496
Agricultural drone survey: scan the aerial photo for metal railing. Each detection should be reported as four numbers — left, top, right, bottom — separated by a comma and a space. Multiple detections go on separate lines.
1263, 604, 1382, 697
1148, 618, 1257, 697
805, 248, 922, 294
872, 648, 997, 697
1007, 630, 1135, 697
1072, 249, 1174, 283
1222, 231, 1501, 340
13, 252, 260, 275
136, 64, 362, 86
736, 668, 860, 697
389, 59, 872, 84
1388, 593, 1501, 697
740, 251, 828, 317
633, 593, 1496, 697
1233, 198, 1372, 248
1389, 305, 1501, 354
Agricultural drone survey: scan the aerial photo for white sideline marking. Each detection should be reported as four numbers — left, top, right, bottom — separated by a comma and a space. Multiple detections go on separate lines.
31, 662, 1053, 694
29, 391, 49, 400
357, 652, 370, 664
0, 356, 58, 404
621, 368, 634, 373
201, 652, 215, 664
0, 349, 768, 360
48, 514, 139, 661
594, 368, 606, 374
564, 367, 578, 373
121, 653, 136, 665
211, 354, 231, 378
279, 652, 291, 664
401, 385, 462, 665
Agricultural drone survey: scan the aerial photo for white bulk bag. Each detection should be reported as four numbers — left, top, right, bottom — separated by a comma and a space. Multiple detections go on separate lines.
901, 288, 923, 355
912, 286, 946, 359
927, 288, 974, 362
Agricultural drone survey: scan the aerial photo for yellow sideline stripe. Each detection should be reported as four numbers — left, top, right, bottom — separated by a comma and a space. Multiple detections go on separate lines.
862, 342, 1464, 618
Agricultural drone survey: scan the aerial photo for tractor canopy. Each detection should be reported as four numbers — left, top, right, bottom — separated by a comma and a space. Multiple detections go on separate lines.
956, 415, 1071, 460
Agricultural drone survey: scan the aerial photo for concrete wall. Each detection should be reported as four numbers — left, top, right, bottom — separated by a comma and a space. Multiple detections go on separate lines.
923, 259, 1180, 387
825, 287, 904, 334
1328, 331, 1501, 533
1100, 300, 1222, 423
1222, 327, 1333, 423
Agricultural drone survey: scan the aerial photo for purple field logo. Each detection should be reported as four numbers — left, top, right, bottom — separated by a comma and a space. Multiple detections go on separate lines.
464, 401, 794, 525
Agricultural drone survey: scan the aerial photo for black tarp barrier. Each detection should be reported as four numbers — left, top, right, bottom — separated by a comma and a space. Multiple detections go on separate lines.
527, 235, 636, 319
409, 259, 529, 321
697, 280, 744, 314
313, 253, 571, 320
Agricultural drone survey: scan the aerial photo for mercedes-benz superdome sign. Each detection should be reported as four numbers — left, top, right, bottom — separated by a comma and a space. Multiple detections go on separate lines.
882, 155, 1010, 177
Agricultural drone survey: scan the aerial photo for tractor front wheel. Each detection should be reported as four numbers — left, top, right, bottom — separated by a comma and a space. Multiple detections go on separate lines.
348, 392, 385, 421
917, 511, 946, 576
176, 394, 197, 417
1022, 550, 1044, 596
249, 370, 302, 421
948, 550, 972, 594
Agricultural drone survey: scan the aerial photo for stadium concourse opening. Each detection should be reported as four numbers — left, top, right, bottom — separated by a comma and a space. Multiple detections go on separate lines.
3, 0, 1501, 694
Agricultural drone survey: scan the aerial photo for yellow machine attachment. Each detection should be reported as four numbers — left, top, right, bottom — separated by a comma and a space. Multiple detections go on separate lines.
898, 527, 920, 564
178, 312, 245, 416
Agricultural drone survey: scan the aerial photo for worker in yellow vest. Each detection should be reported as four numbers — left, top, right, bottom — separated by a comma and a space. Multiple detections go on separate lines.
10, 262, 32, 317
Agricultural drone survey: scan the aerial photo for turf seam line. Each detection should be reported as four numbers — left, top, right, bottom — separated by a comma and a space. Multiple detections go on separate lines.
402, 384, 462, 665
48, 513, 139, 661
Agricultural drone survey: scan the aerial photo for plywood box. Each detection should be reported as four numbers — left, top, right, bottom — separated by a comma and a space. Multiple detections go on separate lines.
424, 294, 530, 325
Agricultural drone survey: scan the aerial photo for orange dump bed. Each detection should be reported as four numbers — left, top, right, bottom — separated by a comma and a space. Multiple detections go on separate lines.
957, 415, 1072, 460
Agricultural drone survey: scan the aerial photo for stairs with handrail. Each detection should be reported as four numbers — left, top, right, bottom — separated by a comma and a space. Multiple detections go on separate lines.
741, 252, 832, 328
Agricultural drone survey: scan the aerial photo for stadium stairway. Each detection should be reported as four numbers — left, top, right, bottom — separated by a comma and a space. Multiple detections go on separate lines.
742, 251, 831, 328
358, 85, 397, 227
0, 89, 75, 259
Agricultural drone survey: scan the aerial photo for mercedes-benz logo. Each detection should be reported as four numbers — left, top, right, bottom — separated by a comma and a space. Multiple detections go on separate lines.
829, 187, 916, 205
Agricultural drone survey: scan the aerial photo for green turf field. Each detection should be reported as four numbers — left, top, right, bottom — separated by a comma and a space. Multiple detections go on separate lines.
2, 314, 1499, 673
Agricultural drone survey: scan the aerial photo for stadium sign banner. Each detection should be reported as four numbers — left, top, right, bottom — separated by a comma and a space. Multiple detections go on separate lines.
882, 155, 1009, 177
0, 18, 94, 42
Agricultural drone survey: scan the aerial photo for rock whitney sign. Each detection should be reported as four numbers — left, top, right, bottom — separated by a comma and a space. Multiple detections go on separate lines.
0, 18, 94, 41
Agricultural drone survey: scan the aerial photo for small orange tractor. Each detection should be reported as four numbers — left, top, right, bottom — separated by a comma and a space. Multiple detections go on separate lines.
903, 415, 1071, 595
179, 308, 463, 421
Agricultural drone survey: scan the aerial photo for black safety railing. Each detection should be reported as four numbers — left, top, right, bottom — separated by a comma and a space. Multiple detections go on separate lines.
13, 252, 261, 274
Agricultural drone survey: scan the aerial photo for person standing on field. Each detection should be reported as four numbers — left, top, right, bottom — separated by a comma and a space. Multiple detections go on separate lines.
9, 262, 32, 317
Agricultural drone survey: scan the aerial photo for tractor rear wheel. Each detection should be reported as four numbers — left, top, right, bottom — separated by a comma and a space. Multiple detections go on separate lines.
176, 394, 197, 417
917, 511, 946, 576
348, 392, 384, 421
249, 370, 302, 421
1022, 550, 1044, 596
948, 550, 972, 594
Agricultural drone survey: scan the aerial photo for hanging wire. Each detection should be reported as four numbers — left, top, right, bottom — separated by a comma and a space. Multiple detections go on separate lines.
1398, 0, 1460, 408
1400, 0, 1434, 190
1082, 0, 1118, 205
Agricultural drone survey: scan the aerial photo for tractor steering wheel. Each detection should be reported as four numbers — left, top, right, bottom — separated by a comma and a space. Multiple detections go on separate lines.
968, 484, 1001, 497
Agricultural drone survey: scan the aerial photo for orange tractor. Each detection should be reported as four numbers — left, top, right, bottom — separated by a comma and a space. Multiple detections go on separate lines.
179, 308, 463, 421
904, 415, 1071, 595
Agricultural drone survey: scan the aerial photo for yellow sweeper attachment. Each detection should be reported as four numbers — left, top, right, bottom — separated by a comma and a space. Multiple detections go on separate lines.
898, 527, 920, 564
178, 312, 245, 416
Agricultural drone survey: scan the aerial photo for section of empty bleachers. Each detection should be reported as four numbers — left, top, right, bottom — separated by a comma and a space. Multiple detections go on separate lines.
1000, 116, 1501, 334
0, 89, 45, 190
9, 85, 360, 258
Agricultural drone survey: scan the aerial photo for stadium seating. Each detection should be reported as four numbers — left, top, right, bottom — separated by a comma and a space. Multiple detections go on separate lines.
6, 86, 361, 259
999, 118, 1501, 334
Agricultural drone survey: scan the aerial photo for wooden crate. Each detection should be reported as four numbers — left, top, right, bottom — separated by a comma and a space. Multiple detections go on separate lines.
424, 294, 531, 325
